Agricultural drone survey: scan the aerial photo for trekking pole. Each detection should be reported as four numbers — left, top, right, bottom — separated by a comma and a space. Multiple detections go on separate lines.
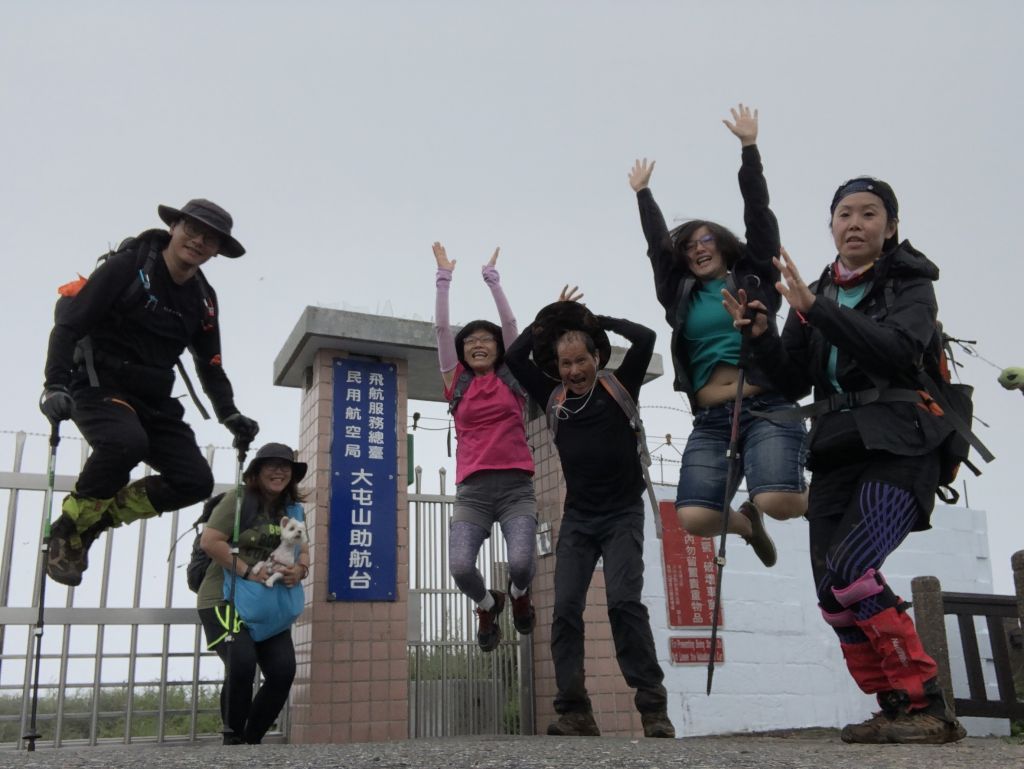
24, 421, 60, 751
223, 441, 248, 739
706, 311, 754, 695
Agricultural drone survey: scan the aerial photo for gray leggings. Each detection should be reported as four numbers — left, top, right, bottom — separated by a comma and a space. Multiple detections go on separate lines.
449, 517, 537, 603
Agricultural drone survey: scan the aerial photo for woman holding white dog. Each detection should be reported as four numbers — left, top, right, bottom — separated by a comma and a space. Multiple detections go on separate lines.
197, 442, 309, 745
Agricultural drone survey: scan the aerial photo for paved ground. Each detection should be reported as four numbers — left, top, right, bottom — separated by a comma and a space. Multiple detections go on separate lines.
9, 730, 1022, 769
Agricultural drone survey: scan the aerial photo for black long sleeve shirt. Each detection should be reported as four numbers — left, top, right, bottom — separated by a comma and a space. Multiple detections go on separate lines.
506, 315, 656, 515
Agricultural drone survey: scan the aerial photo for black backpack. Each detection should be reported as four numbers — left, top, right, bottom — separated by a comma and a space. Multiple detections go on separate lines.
819, 279, 995, 503
185, 492, 227, 593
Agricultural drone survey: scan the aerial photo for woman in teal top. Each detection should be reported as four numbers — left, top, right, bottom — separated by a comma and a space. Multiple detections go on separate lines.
628, 104, 807, 567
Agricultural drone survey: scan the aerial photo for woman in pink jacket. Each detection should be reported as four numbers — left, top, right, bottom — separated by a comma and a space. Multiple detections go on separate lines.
433, 242, 537, 651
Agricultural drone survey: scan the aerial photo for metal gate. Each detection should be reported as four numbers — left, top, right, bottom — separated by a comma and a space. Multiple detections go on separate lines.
407, 467, 533, 737
0, 429, 278, 750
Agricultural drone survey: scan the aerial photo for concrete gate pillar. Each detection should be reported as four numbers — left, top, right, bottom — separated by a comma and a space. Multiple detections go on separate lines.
273, 308, 441, 743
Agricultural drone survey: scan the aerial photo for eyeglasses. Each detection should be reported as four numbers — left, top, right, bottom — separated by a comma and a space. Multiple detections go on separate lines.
260, 459, 293, 473
463, 335, 496, 346
181, 218, 222, 249
684, 234, 715, 254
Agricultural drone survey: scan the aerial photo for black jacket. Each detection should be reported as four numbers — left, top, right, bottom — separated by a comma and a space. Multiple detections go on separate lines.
637, 144, 782, 408
44, 230, 238, 419
748, 240, 953, 464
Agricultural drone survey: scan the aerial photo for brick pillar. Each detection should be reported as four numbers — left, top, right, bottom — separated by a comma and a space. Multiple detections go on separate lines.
288, 349, 410, 743
526, 410, 644, 737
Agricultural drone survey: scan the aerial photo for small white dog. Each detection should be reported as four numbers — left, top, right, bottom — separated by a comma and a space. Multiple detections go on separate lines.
252, 516, 308, 587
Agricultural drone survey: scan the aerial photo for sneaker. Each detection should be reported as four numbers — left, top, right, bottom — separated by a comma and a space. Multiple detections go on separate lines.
546, 710, 601, 737
738, 500, 777, 567
641, 711, 676, 738
508, 582, 535, 635
46, 514, 89, 586
841, 710, 967, 744
475, 590, 505, 652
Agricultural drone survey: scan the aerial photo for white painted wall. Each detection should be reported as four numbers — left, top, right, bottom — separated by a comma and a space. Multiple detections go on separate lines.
641, 486, 1011, 737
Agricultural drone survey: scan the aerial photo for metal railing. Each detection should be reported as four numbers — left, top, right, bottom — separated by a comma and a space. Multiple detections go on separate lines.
0, 429, 279, 750
407, 466, 533, 737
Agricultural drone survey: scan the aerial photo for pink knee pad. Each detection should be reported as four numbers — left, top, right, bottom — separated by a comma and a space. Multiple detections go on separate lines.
832, 568, 885, 608
820, 605, 857, 628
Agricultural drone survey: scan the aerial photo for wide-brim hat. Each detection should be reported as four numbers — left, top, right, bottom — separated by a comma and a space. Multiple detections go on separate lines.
244, 442, 307, 482
530, 301, 611, 379
157, 198, 245, 258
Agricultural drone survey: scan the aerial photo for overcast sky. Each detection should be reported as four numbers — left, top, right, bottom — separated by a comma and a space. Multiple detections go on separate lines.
2, 1, 1021, 591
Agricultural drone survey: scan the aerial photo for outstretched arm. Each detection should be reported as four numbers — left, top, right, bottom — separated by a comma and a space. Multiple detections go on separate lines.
433, 242, 459, 389
725, 103, 782, 306
630, 159, 685, 311
481, 247, 519, 348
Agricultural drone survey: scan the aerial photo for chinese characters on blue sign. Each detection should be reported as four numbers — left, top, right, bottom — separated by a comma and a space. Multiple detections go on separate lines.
328, 358, 398, 601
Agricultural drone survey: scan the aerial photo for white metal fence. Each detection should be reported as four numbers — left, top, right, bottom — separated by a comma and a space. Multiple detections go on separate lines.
0, 429, 277, 750
407, 467, 533, 737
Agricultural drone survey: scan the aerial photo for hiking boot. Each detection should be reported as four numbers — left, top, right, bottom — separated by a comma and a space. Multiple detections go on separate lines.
509, 582, 535, 635
546, 710, 601, 737
46, 498, 116, 586
738, 500, 776, 567
46, 514, 89, 587
641, 710, 676, 738
842, 710, 966, 744
840, 710, 897, 743
475, 590, 505, 652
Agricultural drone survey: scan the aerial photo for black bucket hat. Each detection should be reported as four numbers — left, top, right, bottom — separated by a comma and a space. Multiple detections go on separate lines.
530, 301, 611, 379
454, 320, 505, 369
157, 198, 246, 258
244, 442, 307, 482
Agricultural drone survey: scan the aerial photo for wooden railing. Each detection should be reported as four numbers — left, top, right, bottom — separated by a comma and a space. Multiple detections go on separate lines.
911, 550, 1024, 723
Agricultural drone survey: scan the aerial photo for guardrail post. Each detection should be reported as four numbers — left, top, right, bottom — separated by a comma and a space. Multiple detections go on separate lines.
911, 575, 955, 708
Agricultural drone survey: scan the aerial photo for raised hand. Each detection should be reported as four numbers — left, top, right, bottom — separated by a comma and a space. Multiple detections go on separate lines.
722, 103, 758, 147
433, 241, 456, 272
721, 288, 769, 337
774, 247, 816, 314
559, 285, 585, 303
628, 158, 656, 192
481, 247, 501, 286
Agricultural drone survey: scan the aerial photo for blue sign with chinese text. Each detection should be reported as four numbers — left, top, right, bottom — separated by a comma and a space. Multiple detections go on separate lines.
328, 358, 398, 601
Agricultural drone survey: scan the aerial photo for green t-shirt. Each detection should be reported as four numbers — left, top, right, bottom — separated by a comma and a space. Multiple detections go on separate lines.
683, 278, 742, 393
195, 488, 290, 610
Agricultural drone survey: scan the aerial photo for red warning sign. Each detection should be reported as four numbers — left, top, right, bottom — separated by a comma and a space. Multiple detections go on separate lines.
669, 636, 724, 665
659, 501, 721, 628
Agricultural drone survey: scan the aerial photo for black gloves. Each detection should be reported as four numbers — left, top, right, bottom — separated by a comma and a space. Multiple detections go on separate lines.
39, 386, 74, 423
223, 412, 260, 449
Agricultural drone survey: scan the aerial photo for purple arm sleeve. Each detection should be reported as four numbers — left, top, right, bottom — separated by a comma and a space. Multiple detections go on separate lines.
482, 265, 518, 347
435, 269, 458, 373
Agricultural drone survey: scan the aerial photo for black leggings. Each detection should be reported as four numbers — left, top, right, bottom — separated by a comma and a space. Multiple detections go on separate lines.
807, 452, 938, 618
198, 607, 296, 743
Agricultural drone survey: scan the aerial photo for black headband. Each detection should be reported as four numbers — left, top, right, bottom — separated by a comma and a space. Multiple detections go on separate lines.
830, 178, 899, 220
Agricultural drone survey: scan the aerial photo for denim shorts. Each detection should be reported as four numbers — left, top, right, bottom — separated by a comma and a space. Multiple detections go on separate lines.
453, 469, 537, 532
675, 393, 808, 509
